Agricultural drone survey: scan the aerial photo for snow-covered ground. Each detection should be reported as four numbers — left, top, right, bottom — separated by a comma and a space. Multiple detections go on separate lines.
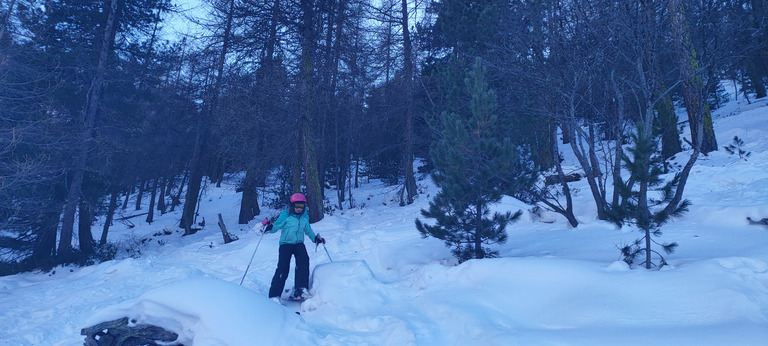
2, 97, 768, 345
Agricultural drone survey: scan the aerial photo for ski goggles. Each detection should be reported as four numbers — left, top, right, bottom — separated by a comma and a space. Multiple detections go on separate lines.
293, 202, 306, 209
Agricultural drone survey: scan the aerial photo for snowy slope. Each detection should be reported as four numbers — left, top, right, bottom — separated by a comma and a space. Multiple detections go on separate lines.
1, 97, 768, 345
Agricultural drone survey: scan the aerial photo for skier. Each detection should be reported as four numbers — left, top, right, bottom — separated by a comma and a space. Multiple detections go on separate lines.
265, 193, 325, 301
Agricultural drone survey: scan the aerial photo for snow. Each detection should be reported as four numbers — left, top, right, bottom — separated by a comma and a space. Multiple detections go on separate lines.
2, 97, 768, 345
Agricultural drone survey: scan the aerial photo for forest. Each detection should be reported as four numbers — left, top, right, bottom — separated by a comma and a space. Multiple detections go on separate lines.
1, 0, 767, 274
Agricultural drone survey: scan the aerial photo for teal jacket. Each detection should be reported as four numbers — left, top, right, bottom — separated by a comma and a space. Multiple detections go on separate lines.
267, 208, 316, 245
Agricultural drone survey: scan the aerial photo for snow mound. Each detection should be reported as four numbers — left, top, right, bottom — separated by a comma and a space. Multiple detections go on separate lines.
86, 277, 316, 345
309, 260, 385, 311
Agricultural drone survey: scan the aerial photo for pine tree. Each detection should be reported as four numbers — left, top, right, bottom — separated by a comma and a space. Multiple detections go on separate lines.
416, 59, 537, 263
609, 125, 688, 269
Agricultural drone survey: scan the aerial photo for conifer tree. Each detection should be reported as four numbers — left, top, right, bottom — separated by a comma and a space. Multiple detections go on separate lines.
416, 59, 537, 263
609, 125, 689, 269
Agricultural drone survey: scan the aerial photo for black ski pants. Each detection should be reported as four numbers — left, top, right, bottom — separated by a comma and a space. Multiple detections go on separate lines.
268, 243, 309, 298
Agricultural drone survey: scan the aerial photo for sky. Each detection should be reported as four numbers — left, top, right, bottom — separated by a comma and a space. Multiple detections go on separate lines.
164, 0, 206, 43
1, 93, 768, 345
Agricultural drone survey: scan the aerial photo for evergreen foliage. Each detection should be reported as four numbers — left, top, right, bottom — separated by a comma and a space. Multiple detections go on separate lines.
608, 126, 688, 269
2, 0, 767, 274
416, 59, 536, 263
724, 136, 751, 160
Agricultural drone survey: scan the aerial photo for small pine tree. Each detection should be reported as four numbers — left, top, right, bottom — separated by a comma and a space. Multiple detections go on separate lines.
724, 135, 751, 160
416, 58, 537, 263
609, 126, 688, 269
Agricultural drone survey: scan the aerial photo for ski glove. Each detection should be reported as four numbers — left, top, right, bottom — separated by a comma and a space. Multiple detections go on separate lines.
314, 235, 325, 244
264, 223, 273, 233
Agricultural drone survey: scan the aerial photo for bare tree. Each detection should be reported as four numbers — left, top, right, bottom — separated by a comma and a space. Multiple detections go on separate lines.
181, 0, 237, 234
399, 0, 417, 205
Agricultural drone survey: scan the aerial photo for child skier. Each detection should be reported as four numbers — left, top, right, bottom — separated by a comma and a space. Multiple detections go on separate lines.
265, 193, 325, 300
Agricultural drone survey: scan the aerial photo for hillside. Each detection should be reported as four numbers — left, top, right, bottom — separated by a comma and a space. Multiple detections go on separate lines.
2, 97, 768, 345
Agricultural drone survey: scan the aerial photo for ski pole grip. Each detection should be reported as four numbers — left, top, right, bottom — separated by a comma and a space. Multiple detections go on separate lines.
261, 218, 269, 226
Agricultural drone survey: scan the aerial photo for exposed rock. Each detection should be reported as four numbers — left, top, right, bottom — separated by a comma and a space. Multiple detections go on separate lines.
81, 317, 181, 346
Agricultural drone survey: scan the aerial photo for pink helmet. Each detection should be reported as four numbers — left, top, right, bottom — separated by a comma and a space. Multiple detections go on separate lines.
290, 193, 307, 203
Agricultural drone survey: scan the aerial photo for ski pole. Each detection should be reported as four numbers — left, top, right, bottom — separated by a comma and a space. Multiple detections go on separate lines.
314, 233, 333, 262
240, 218, 269, 286
322, 243, 333, 262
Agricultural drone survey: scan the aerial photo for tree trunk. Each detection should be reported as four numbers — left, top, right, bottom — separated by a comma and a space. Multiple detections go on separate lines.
660, 0, 703, 214
146, 178, 158, 223
165, 173, 175, 196
135, 179, 145, 210
59, 170, 83, 260
635, 125, 654, 269
400, 0, 417, 206
101, 192, 118, 245
354, 158, 359, 188
566, 94, 608, 220
474, 198, 483, 259
299, 0, 324, 223
213, 158, 225, 187
546, 125, 578, 227
180, 168, 203, 234
336, 148, 348, 210
58, 0, 120, 259
217, 213, 235, 244
610, 70, 627, 207
171, 172, 186, 212
122, 186, 130, 210
238, 165, 260, 224
656, 93, 682, 160
701, 104, 717, 153
746, 58, 767, 98
347, 159, 354, 209
668, 1, 716, 154
33, 210, 60, 268
560, 121, 572, 144
182, 0, 235, 233
157, 175, 166, 214
327, 0, 347, 210
78, 199, 94, 256
301, 122, 324, 223
266, 0, 280, 59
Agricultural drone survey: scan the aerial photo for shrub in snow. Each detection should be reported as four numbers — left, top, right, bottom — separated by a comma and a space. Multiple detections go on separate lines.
724, 135, 751, 160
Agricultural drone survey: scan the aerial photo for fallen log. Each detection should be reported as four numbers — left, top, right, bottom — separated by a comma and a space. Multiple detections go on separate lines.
116, 212, 149, 221
218, 213, 237, 244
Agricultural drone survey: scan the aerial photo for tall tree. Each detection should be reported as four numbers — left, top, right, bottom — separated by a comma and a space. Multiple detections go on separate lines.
57, 0, 120, 260
297, 0, 325, 222
399, 0, 417, 205
238, 0, 288, 223
12, 0, 177, 264
416, 59, 536, 262
669, 0, 717, 154
181, 0, 236, 234
0, 22, 68, 270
